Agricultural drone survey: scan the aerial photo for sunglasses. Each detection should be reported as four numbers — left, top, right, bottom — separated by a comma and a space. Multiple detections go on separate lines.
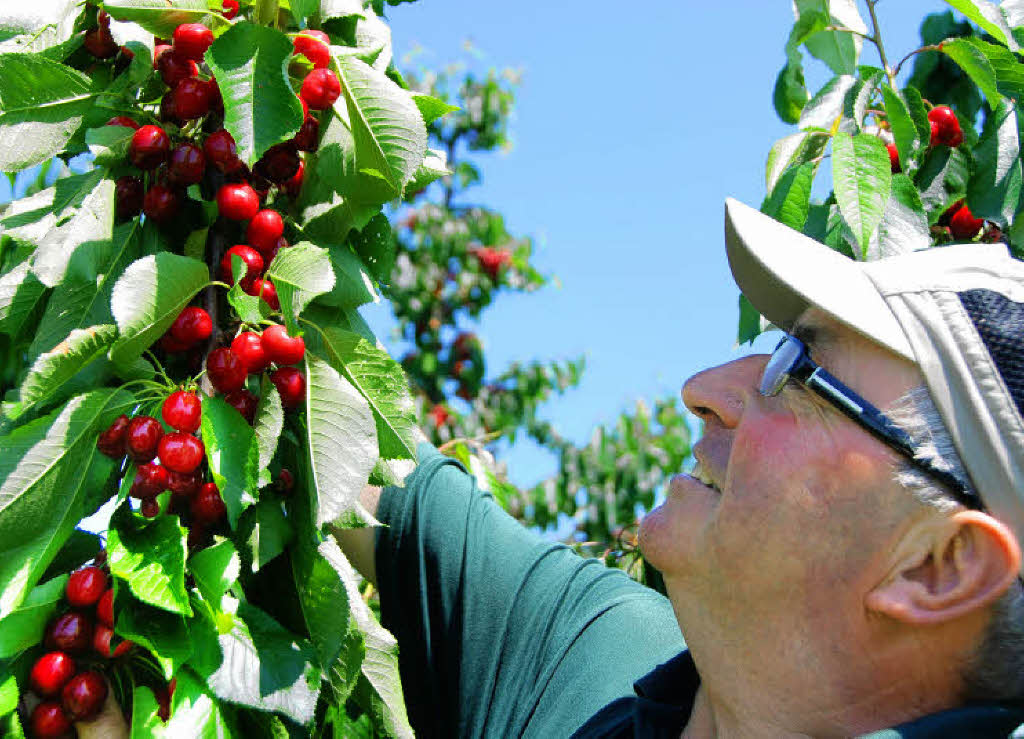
761, 335, 980, 509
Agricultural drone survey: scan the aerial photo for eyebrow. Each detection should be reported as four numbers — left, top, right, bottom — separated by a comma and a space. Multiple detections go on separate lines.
791, 321, 838, 355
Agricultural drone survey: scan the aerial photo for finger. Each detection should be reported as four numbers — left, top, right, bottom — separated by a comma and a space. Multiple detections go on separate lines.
74, 688, 129, 739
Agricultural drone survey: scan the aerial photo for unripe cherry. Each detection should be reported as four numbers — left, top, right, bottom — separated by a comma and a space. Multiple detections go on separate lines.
192, 482, 227, 523
271, 367, 305, 409
162, 390, 202, 432
300, 68, 341, 110
246, 278, 279, 310
126, 415, 163, 463
172, 23, 214, 62
66, 566, 107, 607
62, 670, 108, 721
217, 182, 260, 220
261, 324, 305, 365
158, 432, 205, 473
143, 184, 182, 224
170, 306, 213, 345
97, 414, 130, 458
246, 209, 285, 253
293, 32, 330, 69
230, 331, 269, 373
220, 244, 264, 285
225, 388, 258, 424
206, 347, 247, 392
30, 652, 76, 697
129, 125, 170, 169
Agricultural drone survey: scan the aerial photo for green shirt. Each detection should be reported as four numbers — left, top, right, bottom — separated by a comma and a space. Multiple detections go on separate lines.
374, 445, 1024, 737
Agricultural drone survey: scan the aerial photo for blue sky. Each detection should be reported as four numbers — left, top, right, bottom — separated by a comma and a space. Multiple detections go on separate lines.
365, 0, 953, 487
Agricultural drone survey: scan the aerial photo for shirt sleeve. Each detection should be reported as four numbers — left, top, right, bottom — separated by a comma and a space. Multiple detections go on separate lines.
374, 444, 686, 738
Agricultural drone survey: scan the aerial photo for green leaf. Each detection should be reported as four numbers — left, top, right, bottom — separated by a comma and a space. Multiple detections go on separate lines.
165, 669, 235, 736
7, 325, 118, 422
881, 86, 919, 171
107, 502, 192, 615
961, 36, 1024, 101
0, 1, 81, 56
333, 54, 427, 196
309, 324, 416, 460
915, 146, 972, 221
403, 147, 450, 197
798, 74, 857, 132
102, 0, 228, 39
254, 377, 283, 474
737, 294, 768, 345
86, 125, 136, 167
265, 241, 336, 334
206, 22, 304, 166
321, 0, 365, 20
238, 497, 293, 572
201, 396, 259, 528
348, 212, 394, 284
108, 253, 210, 369
305, 355, 378, 527
831, 131, 892, 258
902, 85, 931, 145
189, 539, 240, 609
115, 594, 195, 680
226, 279, 271, 325
411, 94, 459, 124
0, 574, 67, 658
871, 174, 931, 257
795, 0, 868, 75
290, 0, 321, 23
0, 54, 95, 171
314, 244, 376, 310
318, 539, 411, 738
0, 388, 133, 617
941, 37, 1000, 104
967, 98, 1022, 227
129, 686, 164, 739
765, 131, 827, 193
0, 671, 17, 717
760, 161, 816, 232
28, 219, 142, 361
941, 0, 1019, 51
40, 530, 102, 581
0, 258, 46, 340
208, 601, 320, 725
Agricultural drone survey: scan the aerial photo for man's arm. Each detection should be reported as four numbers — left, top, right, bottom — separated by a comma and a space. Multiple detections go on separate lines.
328, 484, 381, 586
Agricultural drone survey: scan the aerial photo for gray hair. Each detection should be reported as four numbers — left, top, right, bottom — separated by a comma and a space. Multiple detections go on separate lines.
887, 386, 1024, 705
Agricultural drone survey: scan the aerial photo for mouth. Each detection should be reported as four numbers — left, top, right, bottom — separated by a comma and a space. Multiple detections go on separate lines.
689, 460, 722, 493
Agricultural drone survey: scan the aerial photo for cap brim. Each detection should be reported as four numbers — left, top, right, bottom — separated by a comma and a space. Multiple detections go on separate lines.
724, 198, 915, 361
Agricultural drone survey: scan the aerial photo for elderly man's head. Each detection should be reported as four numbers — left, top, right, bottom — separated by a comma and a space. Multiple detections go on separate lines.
637, 200, 1024, 733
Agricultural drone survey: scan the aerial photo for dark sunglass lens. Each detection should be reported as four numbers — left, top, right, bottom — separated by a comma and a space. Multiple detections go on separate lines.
760, 337, 803, 396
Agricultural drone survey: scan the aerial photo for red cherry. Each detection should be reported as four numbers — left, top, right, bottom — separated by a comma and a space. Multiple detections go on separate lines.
928, 105, 962, 146
84, 26, 118, 58
282, 159, 304, 197
126, 416, 163, 463
31, 701, 72, 738
167, 469, 203, 497
141, 497, 161, 517
143, 184, 182, 224
93, 623, 134, 658
261, 324, 305, 365
225, 388, 258, 424
162, 390, 202, 432
293, 33, 330, 69
153, 43, 172, 68
157, 49, 198, 87
293, 114, 320, 152
129, 125, 170, 169
948, 127, 964, 147
130, 462, 170, 499
278, 468, 294, 491
473, 246, 511, 279
161, 332, 193, 353
170, 306, 213, 345
106, 115, 139, 129
255, 142, 300, 183
220, 244, 264, 285
206, 347, 247, 392
300, 69, 341, 110
246, 209, 285, 253
172, 77, 213, 120
157, 433, 205, 473
97, 589, 114, 627
97, 414, 130, 458
30, 652, 77, 697
114, 176, 144, 221
192, 482, 227, 522
62, 670, 108, 721
48, 612, 93, 654
217, 183, 260, 220
160, 91, 182, 125
886, 142, 900, 174
429, 403, 449, 428
173, 23, 214, 62
222, 0, 239, 18
271, 367, 305, 409
204, 129, 239, 172
230, 331, 269, 373
167, 143, 206, 186
950, 204, 985, 239
67, 566, 107, 607
246, 279, 280, 310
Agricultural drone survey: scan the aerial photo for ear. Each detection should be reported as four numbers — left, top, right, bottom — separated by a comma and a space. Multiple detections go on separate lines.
866, 511, 1022, 625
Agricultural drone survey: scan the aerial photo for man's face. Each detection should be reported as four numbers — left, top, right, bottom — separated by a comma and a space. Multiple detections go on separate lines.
639, 308, 926, 630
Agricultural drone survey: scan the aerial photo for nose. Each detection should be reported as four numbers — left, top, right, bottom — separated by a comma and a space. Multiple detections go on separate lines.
682, 354, 769, 428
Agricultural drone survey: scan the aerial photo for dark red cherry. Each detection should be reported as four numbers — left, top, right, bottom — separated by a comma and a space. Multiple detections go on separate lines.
97, 414, 130, 458
162, 390, 202, 432
172, 77, 213, 120
167, 142, 206, 185
93, 623, 134, 658
278, 468, 294, 492
255, 142, 300, 183
126, 415, 163, 463
129, 125, 170, 169
191, 482, 227, 523
206, 347, 247, 393
271, 367, 305, 409
141, 497, 160, 517
169, 306, 213, 345
204, 129, 239, 172
30, 652, 76, 698
66, 566, 107, 608
293, 114, 320, 152
157, 433, 205, 474
62, 670, 108, 721
31, 701, 72, 738
114, 176, 145, 221
167, 469, 203, 497
156, 48, 198, 87
48, 611, 93, 654
261, 324, 305, 365
130, 462, 169, 499
97, 589, 114, 627
224, 388, 258, 424
143, 184, 182, 223
84, 26, 118, 58
282, 159, 304, 197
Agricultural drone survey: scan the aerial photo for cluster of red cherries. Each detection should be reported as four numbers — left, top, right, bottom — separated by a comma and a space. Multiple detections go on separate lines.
24, 564, 173, 737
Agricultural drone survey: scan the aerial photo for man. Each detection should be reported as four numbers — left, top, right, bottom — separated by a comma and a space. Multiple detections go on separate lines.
82, 199, 1024, 736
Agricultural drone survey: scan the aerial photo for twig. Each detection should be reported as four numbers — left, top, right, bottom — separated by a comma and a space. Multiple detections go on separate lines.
865, 0, 896, 88
200, 227, 225, 396
893, 44, 942, 78
822, 25, 873, 42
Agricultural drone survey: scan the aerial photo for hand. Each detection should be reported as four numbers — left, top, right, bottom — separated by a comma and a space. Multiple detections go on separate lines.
74, 688, 128, 739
